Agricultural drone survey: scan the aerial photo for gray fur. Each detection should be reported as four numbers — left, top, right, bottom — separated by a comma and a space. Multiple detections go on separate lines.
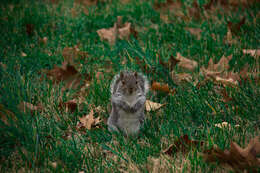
108, 71, 149, 136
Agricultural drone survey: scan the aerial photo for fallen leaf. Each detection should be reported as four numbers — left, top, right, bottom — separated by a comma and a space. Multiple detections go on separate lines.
214, 122, 231, 129
59, 99, 78, 113
203, 136, 260, 172
175, 53, 198, 71
188, 0, 201, 20
163, 135, 204, 155
21, 52, 27, 57
75, 0, 97, 6
171, 72, 193, 84
42, 62, 86, 92
153, 0, 182, 11
26, 23, 34, 36
97, 16, 136, 46
145, 100, 164, 112
151, 81, 175, 94
227, 17, 245, 36
243, 49, 260, 58
62, 46, 88, 68
77, 109, 101, 130
158, 54, 180, 71
185, 27, 202, 40
215, 76, 238, 86
97, 23, 117, 45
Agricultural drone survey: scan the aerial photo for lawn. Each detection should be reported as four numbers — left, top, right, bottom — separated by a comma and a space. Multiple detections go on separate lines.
0, 0, 259, 172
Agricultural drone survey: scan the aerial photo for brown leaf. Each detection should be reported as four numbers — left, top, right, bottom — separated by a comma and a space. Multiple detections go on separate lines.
185, 27, 202, 40
153, 0, 182, 11
59, 99, 78, 113
158, 54, 180, 71
75, 0, 97, 6
26, 23, 34, 36
145, 100, 164, 112
97, 16, 134, 46
171, 72, 193, 85
77, 109, 101, 130
203, 136, 260, 172
163, 135, 204, 155
62, 46, 88, 67
151, 81, 175, 94
188, 0, 201, 20
243, 49, 260, 58
227, 17, 245, 35
175, 53, 198, 71
97, 23, 117, 46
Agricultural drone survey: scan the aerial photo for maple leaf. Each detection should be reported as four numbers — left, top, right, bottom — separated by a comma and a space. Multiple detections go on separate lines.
97, 16, 136, 46
77, 109, 101, 130
175, 53, 198, 71
145, 100, 164, 112
200, 55, 244, 87
203, 136, 260, 172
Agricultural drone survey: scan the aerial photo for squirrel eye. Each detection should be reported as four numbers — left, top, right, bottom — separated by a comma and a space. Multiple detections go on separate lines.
122, 81, 125, 85
136, 81, 138, 84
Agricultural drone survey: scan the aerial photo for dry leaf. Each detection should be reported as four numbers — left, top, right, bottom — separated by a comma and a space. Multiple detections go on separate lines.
97, 16, 135, 46
151, 81, 175, 94
145, 100, 164, 112
215, 76, 238, 86
153, 0, 182, 11
175, 53, 198, 71
97, 23, 117, 46
203, 136, 260, 172
171, 72, 193, 84
62, 46, 88, 68
158, 54, 180, 71
21, 52, 27, 57
26, 23, 34, 36
77, 109, 101, 130
188, 0, 201, 20
243, 49, 260, 58
75, 0, 97, 6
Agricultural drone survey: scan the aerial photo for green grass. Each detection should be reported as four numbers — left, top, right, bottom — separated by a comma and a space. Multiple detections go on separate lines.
0, 0, 260, 172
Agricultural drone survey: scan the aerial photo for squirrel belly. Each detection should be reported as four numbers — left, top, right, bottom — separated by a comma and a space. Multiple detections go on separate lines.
117, 109, 142, 136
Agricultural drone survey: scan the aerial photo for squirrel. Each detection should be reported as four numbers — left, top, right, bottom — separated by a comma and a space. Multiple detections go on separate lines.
107, 71, 149, 136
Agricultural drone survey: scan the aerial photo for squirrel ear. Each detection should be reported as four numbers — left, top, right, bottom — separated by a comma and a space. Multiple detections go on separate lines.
120, 71, 124, 79
134, 72, 138, 78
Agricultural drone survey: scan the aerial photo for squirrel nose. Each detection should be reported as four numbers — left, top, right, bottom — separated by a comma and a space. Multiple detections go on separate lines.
129, 88, 133, 93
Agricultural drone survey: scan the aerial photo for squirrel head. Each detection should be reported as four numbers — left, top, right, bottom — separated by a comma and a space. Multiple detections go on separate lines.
119, 71, 139, 96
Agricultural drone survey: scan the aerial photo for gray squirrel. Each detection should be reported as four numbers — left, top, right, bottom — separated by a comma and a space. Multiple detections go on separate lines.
107, 71, 149, 136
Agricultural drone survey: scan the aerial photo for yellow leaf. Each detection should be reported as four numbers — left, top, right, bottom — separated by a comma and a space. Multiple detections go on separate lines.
145, 100, 164, 112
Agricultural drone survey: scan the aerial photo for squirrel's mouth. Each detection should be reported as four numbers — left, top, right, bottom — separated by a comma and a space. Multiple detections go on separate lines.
128, 88, 133, 94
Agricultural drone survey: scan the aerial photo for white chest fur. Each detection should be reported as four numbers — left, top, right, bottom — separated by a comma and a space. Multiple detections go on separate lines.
117, 107, 141, 135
